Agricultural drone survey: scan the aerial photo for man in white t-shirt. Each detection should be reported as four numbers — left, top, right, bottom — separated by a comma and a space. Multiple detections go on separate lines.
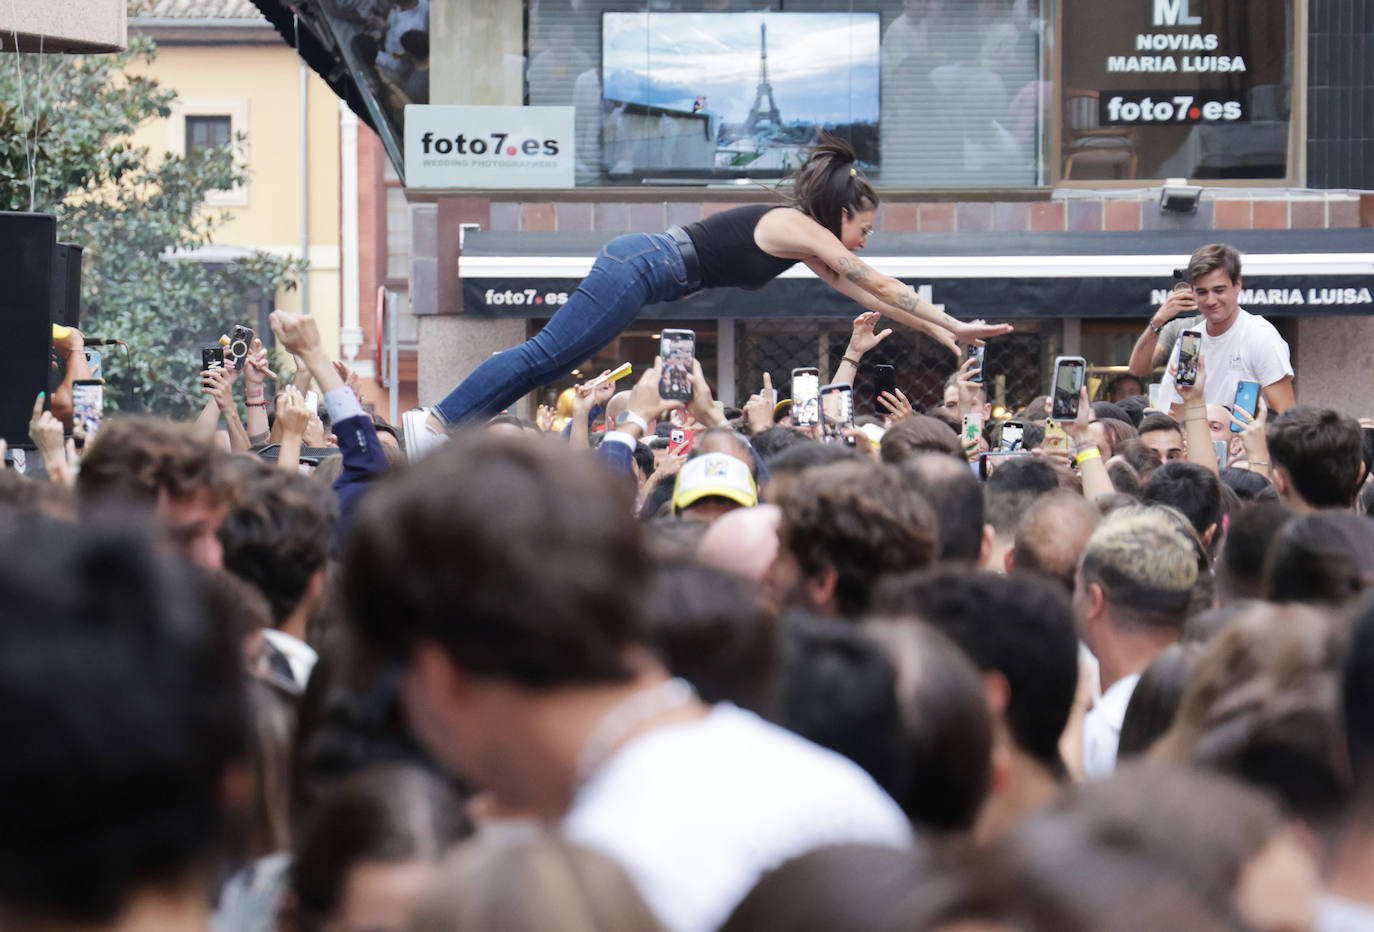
342, 432, 912, 932
1158, 243, 1295, 417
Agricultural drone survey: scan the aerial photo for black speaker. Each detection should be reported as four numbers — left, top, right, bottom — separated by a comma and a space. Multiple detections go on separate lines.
0, 212, 59, 446
51, 242, 83, 329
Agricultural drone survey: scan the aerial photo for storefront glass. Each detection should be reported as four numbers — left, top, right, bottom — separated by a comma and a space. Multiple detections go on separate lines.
527, 0, 1050, 188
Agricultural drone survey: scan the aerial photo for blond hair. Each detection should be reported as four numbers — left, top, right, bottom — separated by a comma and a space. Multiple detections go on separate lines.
1080, 505, 1202, 628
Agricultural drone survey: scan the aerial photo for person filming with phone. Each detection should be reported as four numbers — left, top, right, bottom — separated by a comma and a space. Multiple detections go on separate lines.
1150, 244, 1295, 419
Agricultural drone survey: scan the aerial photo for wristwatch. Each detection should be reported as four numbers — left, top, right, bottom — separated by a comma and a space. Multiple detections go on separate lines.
1150, 320, 1165, 335
615, 410, 650, 434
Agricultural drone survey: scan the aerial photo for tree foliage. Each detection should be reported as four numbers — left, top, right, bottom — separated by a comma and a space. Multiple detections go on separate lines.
0, 37, 303, 413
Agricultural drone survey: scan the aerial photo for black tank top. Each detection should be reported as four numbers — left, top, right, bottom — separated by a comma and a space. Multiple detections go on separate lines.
682, 204, 799, 291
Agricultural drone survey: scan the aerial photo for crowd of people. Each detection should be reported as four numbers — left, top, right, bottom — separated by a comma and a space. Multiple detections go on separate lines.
4, 242, 1374, 932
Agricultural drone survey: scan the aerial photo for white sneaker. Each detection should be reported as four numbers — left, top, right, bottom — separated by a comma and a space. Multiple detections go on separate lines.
401, 408, 448, 460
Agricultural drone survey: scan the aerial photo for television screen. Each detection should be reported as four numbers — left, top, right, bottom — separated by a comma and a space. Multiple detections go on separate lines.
600, 12, 880, 178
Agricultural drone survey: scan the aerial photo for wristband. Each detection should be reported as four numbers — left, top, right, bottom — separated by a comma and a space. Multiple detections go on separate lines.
842, 355, 862, 368
1150, 321, 1165, 335
1248, 460, 1270, 467
246, 395, 266, 405
616, 411, 650, 434
1074, 446, 1102, 467
246, 401, 271, 408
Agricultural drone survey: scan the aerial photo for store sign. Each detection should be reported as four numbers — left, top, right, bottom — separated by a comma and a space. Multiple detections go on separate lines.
1059, 0, 1292, 178
404, 105, 575, 189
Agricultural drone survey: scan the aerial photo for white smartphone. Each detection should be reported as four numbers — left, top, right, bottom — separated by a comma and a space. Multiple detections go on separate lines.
791, 367, 820, 428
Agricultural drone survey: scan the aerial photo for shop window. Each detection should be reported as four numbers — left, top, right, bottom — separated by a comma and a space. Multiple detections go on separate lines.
1057, 0, 1295, 181
528, 0, 1049, 189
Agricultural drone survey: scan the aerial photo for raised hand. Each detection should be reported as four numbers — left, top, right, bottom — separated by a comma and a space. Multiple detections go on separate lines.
848, 311, 893, 356
877, 387, 914, 423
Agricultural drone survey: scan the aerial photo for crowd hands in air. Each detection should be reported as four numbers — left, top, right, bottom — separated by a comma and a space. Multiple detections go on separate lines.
8, 299, 1374, 932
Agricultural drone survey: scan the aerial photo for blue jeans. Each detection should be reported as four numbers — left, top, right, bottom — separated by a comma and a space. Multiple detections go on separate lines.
433, 232, 693, 426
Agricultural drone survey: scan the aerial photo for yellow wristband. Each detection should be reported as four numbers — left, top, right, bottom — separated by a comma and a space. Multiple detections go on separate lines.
1075, 447, 1102, 467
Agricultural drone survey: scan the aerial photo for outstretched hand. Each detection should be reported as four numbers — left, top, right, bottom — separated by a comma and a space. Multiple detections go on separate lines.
848, 312, 893, 356
953, 319, 1015, 347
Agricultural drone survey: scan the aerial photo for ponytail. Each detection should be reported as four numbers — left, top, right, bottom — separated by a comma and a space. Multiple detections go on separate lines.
788, 134, 878, 239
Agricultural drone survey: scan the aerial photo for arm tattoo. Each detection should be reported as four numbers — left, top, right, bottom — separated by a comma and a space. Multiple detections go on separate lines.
836, 256, 871, 285
894, 289, 918, 312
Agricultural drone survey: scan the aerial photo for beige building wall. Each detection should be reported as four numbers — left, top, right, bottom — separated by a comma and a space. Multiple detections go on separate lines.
126, 42, 343, 355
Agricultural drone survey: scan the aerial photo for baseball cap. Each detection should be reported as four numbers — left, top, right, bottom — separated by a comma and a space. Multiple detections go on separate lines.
673, 452, 758, 511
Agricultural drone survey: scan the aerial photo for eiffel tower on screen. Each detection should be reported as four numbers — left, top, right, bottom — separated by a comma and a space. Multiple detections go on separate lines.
743, 22, 783, 134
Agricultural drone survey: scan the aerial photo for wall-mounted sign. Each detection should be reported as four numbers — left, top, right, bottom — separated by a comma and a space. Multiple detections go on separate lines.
1059, 0, 1293, 180
404, 105, 575, 189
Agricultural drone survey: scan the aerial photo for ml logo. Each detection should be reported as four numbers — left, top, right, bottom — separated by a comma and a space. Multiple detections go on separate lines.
1153, 0, 1201, 26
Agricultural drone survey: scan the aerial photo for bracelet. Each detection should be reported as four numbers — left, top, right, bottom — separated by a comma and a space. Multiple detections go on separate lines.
842, 355, 862, 368
1074, 447, 1102, 467
1150, 321, 1165, 335
1248, 460, 1270, 467
246, 400, 271, 408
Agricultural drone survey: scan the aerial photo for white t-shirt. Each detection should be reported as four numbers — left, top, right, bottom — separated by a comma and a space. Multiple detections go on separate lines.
1159, 308, 1293, 410
1082, 672, 1141, 780
561, 704, 913, 932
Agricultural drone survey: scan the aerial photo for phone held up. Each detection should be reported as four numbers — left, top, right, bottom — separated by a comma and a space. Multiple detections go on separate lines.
1050, 356, 1086, 421
820, 383, 855, 444
999, 419, 1025, 452
873, 364, 896, 412
228, 325, 255, 370
1231, 380, 1261, 433
72, 378, 104, 445
791, 367, 820, 429
659, 329, 695, 402
966, 343, 986, 384
1176, 330, 1202, 387
202, 345, 225, 372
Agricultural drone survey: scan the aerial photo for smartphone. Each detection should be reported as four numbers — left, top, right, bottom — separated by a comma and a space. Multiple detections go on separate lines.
228, 324, 255, 369
668, 427, 693, 456
1213, 440, 1228, 469
966, 344, 986, 384
1148, 382, 1163, 410
84, 348, 103, 381
999, 419, 1025, 452
961, 413, 983, 450
658, 329, 695, 402
820, 383, 855, 444
1043, 420, 1070, 453
1176, 330, 1202, 386
1231, 379, 1260, 432
792, 367, 820, 428
72, 378, 104, 444
202, 345, 225, 371
874, 364, 896, 412
1051, 356, 1087, 420
305, 390, 320, 415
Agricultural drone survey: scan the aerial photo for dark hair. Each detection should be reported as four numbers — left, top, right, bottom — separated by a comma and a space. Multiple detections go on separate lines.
1362, 425, 1374, 488
1218, 466, 1278, 503
721, 844, 927, 932
0, 517, 246, 924
872, 569, 1079, 771
639, 472, 677, 521
899, 453, 985, 563
1012, 490, 1101, 593
1107, 374, 1145, 401
1215, 502, 1292, 604
1117, 394, 1149, 427
776, 460, 939, 617
291, 764, 471, 932
779, 611, 901, 793
751, 425, 813, 463
1114, 438, 1163, 481
1267, 405, 1365, 508
1107, 461, 1142, 496
77, 415, 220, 506
1091, 401, 1132, 424
1137, 412, 1182, 439
1117, 642, 1203, 758
645, 561, 778, 718
220, 472, 338, 625
631, 442, 656, 479
863, 618, 994, 832
644, 514, 710, 561
1141, 462, 1222, 539
879, 414, 962, 463
788, 134, 878, 239
1264, 511, 1374, 606
343, 433, 649, 686
1343, 592, 1374, 794
1187, 243, 1242, 284
984, 453, 1059, 497
1159, 603, 1349, 822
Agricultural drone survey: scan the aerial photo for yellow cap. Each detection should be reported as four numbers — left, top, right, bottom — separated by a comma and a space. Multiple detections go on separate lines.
52, 323, 71, 340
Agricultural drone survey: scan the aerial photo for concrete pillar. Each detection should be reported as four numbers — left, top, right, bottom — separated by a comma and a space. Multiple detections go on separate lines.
414, 0, 525, 410
1294, 316, 1374, 412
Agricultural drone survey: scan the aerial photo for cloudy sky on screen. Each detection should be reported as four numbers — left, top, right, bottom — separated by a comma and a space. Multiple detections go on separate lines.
602, 12, 879, 125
